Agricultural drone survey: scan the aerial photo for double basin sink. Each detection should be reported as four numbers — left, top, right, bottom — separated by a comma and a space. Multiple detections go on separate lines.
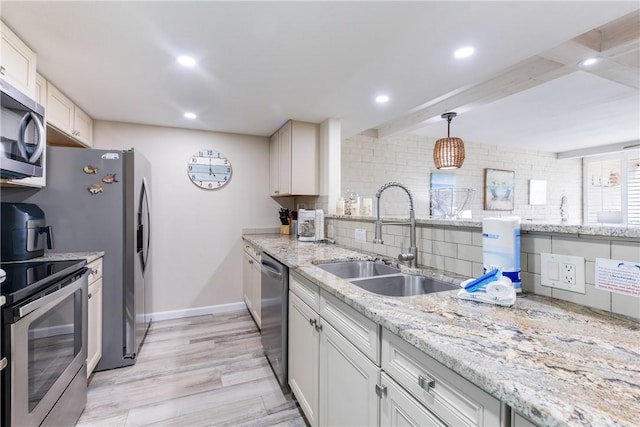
316, 261, 457, 297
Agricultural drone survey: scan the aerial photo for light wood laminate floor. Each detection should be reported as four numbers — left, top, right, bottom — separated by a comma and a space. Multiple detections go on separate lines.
77, 310, 307, 427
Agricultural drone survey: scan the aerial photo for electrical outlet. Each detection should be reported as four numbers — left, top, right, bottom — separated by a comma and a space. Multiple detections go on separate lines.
541, 253, 585, 294
563, 263, 576, 284
354, 228, 366, 243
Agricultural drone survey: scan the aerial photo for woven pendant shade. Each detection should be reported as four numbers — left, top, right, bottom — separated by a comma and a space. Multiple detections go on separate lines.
433, 112, 465, 170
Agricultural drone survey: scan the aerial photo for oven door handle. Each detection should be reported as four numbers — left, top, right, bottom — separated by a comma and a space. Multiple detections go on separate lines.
18, 269, 89, 318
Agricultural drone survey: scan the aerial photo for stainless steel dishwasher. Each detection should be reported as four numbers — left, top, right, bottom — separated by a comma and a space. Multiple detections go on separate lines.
260, 252, 289, 388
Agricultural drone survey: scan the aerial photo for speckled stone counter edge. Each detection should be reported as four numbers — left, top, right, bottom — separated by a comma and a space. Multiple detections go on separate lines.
243, 234, 640, 427
327, 214, 640, 239
18, 251, 105, 264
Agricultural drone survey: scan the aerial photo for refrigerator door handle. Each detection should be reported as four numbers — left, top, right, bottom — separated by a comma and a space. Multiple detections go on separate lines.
138, 177, 151, 273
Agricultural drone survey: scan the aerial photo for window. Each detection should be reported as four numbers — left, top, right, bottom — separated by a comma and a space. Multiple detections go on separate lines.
584, 150, 640, 226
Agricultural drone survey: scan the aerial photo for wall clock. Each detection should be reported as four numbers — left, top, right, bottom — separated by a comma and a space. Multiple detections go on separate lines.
187, 149, 232, 189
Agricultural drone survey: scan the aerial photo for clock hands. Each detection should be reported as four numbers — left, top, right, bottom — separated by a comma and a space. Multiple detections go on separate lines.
209, 158, 216, 177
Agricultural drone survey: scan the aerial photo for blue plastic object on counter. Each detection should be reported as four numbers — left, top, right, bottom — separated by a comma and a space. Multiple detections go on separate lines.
463, 269, 500, 292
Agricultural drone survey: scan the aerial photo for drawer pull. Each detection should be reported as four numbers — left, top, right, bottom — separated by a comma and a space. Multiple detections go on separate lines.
375, 384, 387, 397
418, 374, 435, 391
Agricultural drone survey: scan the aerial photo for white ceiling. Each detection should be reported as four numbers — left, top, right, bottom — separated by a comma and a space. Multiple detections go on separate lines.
2, 1, 639, 153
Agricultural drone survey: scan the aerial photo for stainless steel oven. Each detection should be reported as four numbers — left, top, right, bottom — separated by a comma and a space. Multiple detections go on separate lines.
1, 259, 88, 427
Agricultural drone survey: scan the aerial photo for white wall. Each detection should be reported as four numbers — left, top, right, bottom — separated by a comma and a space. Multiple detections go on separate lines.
342, 133, 583, 222
93, 121, 280, 315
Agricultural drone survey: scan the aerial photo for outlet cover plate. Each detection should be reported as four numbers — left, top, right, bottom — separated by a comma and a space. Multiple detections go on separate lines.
541, 253, 586, 294
355, 228, 366, 243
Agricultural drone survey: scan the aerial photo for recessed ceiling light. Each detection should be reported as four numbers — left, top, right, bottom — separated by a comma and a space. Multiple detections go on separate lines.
376, 95, 390, 103
177, 56, 196, 67
581, 57, 600, 67
184, 112, 197, 119
454, 46, 475, 59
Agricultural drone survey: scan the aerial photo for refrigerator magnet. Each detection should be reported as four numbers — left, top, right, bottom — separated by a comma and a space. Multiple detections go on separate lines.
83, 165, 99, 174
102, 173, 118, 184
88, 183, 103, 194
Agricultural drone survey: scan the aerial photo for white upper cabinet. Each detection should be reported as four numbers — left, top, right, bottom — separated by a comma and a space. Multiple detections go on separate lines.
35, 73, 46, 106
47, 82, 75, 133
269, 120, 319, 196
0, 22, 37, 99
46, 81, 93, 147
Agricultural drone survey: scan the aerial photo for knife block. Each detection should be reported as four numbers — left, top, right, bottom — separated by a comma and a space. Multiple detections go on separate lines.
279, 225, 290, 235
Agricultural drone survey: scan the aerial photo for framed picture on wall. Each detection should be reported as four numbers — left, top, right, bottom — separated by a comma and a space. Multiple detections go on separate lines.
484, 168, 515, 210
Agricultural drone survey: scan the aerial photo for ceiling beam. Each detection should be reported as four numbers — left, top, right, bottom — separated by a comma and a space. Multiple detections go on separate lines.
540, 39, 639, 89
376, 56, 571, 139
376, 10, 639, 140
558, 140, 640, 159
573, 10, 640, 56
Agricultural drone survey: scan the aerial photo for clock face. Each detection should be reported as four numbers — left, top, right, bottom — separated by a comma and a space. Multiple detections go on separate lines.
187, 149, 232, 189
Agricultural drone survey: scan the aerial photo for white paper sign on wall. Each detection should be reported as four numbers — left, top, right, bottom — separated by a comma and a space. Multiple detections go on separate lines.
595, 258, 640, 297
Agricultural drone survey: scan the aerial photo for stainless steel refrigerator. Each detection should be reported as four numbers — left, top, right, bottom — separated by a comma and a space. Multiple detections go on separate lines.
3, 146, 152, 371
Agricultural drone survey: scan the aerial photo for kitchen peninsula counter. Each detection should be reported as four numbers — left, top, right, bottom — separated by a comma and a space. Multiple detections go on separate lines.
243, 234, 639, 427
328, 214, 640, 239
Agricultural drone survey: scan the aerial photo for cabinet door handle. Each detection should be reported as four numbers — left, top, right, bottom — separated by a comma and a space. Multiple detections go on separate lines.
375, 384, 387, 397
248, 260, 253, 265
0, 357, 7, 371
418, 375, 435, 391
314, 323, 323, 332
88, 293, 93, 299
309, 318, 317, 327
0, 66, 5, 75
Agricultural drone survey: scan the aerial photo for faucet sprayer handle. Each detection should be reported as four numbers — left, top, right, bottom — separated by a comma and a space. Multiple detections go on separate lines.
398, 252, 415, 262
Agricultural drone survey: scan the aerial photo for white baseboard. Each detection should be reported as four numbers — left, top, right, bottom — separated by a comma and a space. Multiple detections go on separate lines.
150, 302, 247, 322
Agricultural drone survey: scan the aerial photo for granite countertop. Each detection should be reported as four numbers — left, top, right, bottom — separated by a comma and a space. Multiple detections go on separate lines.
23, 251, 105, 264
243, 234, 639, 427
327, 214, 640, 239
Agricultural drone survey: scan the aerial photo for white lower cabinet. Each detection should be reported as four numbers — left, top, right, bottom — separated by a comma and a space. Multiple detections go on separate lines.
380, 372, 446, 427
87, 257, 103, 376
288, 272, 379, 427
242, 243, 261, 328
288, 291, 320, 427
319, 319, 379, 427
287, 271, 505, 427
382, 329, 502, 427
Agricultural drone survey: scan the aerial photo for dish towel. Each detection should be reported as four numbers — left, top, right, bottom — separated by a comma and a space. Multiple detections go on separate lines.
457, 273, 516, 306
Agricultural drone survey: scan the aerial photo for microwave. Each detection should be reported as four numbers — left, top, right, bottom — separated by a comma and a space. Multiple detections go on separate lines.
0, 79, 45, 179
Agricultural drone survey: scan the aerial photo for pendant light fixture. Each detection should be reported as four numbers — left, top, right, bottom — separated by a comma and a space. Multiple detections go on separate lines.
433, 112, 465, 170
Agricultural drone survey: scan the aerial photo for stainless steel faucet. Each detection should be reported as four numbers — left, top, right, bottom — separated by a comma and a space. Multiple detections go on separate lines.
373, 182, 417, 267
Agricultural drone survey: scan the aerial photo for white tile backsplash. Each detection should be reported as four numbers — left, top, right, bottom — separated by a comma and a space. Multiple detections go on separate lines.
611, 241, 640, 262
552, 284, 612, 312
444, 229, 473, 245
551, 237, 610, 261
327, 216, 638, 321
432, 241, 458, 258
611, 293, 640, 319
